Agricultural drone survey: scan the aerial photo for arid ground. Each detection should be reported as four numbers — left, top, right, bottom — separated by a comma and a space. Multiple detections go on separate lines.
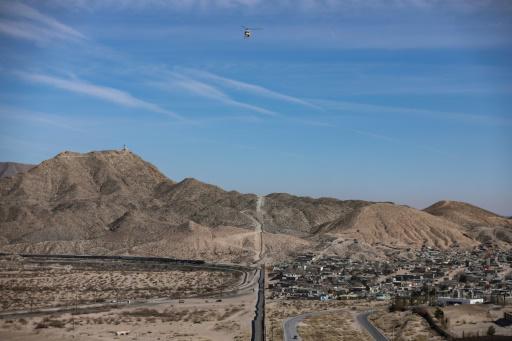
428, 304, 512, 338
0, 256, 255, 341
0, 295, 255, 341
0, 256, 240, 312
265, 298, 386, 341
297, 308, 372, 341
369, 308, 444, 341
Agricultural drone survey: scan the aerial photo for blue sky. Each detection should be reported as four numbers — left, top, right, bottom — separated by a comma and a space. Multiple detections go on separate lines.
0, 0, 511, 215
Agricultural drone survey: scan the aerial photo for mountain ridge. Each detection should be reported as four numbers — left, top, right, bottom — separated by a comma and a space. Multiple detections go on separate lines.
0, 162, 35, 178
0, 150, 509, 263
424, 200, 512, 245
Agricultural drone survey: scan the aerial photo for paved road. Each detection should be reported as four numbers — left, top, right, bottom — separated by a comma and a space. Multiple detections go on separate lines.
0, 255, 259, 319
0, 270, 260, 319
356, 311, 389, 341
283, 309, 344, 341
283, 309, 389, 341
283, 312, 310, 341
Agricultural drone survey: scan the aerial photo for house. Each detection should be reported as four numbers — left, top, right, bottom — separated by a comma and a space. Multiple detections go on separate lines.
375, 293, 391, 301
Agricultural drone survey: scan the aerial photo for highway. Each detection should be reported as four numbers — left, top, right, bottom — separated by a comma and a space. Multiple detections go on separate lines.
283, 309, 389, 341
1, 248, 267, 341
0, 254, 259, 318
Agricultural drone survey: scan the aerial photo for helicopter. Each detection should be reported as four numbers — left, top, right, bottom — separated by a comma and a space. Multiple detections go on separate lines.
242, 26, 262, 39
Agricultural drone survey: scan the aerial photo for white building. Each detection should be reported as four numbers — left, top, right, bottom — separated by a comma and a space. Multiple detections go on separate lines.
437, 297, 483, 306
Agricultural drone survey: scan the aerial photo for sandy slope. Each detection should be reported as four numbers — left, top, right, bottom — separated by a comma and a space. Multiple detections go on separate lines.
316, 203, 477, 249
425, 200, 512, 245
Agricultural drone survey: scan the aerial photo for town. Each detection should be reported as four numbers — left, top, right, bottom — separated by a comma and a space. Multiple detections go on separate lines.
269, 242, 512, 306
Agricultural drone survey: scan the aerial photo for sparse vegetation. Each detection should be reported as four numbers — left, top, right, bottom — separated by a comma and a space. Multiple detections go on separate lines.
0, 260, 238, 312
434, 307, 444, 319
298, 310, 370, 341
33, 317, 65, 329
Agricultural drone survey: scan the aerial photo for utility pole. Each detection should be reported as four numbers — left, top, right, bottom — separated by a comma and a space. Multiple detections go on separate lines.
73, 290, 78, 332
28, 292, 34, 313
271, 320, 275, 341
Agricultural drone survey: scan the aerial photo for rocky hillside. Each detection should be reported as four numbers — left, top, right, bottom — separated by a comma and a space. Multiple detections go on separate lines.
261, 193, 372, 235
424, 200, 512, 245
0, 150, 508, 262
0, 162, 34, 178
0, 150, 269, 263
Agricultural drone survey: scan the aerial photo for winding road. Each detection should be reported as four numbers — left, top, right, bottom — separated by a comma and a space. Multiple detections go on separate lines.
356, 311, 389, 341
0, 255, 259, 319
283, 309, 388, 341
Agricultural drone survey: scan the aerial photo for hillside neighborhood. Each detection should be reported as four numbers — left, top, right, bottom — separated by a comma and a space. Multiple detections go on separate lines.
269, 242, 512, 306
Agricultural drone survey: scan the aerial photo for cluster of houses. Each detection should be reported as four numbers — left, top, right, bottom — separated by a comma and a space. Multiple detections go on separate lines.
268, 242, 512, 306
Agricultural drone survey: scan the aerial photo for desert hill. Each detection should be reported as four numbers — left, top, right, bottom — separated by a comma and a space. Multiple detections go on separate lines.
424, 200, 511, 227
261, 193, 372, 235
0, 162, 34, 178
315, 203, 477, 248
0, 150, 300, 263
0, 150, 508, 262
424, 200, 512, 245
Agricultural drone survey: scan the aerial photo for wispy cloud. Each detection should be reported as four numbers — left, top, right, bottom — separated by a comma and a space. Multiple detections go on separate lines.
0, 105, 86, 131
315, 99, 512, 126
159, 73, 278, 116
0, 2, 85, 43
15, 72, 183, 120
350, 128, 452, 157
351, 129, 399, 143
181, 68, 320, 109
43, 0, 512, 13
0, 134, 55, 154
